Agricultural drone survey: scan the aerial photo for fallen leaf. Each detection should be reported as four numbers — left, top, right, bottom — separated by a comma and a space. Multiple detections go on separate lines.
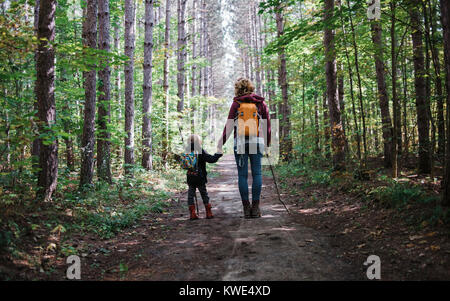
342, 228, 352, 234
357, 243, 366, 249
430, 245, 440, 251
409, 235, 423, 241
46, 243, 57, 252
406, 243, 415, 248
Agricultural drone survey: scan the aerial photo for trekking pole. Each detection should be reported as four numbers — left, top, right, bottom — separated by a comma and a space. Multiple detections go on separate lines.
265, 153, 291, 215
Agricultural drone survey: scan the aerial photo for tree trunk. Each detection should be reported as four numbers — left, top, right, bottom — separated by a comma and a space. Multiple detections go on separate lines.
324, 0, 346, 170
124, 0, 136, 174
428, 0, 445, 158
162, 0, 171, 167
323, 92, 331, 160
391, 1, 399, 177
402, 48, 410, 158
440, 0, 450, 206
411, 1, 431, 174
338, 64, 349, 153
202, 0, 208, 97
114, 25, 123, 161
339, 3, 361, 162
314, 90, 320, 154
252, 3, 262, 96
191, 0, 197, 97
142, 0, 155, 171
32, 0, 40, 173
371, 19, 393, 168
275, 8, 292, 160
346, 0, 367, 160
80, 0, 97, 187
177, 0, 187, 112
36, 0, 58, 200
97, 0, 112, 182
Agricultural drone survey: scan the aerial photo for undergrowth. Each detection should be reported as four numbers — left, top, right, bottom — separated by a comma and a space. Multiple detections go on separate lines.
0, 165, 185, 258
272, 157, 449, 226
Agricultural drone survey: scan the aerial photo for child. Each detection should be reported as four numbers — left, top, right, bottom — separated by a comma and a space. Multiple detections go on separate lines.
184, 134, 222, 220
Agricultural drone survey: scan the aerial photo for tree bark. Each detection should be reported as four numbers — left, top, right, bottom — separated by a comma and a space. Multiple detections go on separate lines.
324, 0, 346, 170
275, 7, 292, 160
202, 0, 208, 97
97, 0, 112, 182
391, 1, 399, 177
177, 0, 187, 112
32, 0, 40, 173
252, 3, 262, 96
371, 19, 393, 168
346, 0, 367, 160
80, 0, 97, 187
124, 0, 136, 174
339, 3, 361, 162
36, 0, 58, 200
428, 0, 445, 158
411, 1, 431, 174
440, 0, 450, 206
142, 0, 155, 170
191, 0, 197, 97
162, 0, 171, 167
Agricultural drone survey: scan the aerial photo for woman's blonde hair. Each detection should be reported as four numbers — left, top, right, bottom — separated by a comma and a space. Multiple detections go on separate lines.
234, 77, 255, 97
185, 134, 202, 152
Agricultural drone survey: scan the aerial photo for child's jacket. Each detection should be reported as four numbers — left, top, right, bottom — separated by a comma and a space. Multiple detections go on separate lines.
186, 148, 222, 186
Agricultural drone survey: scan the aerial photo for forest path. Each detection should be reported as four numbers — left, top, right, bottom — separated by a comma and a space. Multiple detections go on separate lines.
112, 155, 355, 280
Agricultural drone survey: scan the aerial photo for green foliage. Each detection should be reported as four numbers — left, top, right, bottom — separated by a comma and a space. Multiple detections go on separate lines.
274, 157, 331, 189
367, 182, 437, 209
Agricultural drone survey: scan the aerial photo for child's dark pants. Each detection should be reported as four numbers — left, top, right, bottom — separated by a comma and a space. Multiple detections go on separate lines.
187, 184, 210, 205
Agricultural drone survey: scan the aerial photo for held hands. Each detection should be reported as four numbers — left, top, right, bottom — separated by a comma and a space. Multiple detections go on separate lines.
216, 141, 224, 155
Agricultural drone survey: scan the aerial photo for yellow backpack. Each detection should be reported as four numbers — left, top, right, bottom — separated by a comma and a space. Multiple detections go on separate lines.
235, 101, 260, 137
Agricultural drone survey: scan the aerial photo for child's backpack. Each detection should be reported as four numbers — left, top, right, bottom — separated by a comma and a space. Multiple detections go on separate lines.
181, 152, 199, 176
235, 101, 260, 137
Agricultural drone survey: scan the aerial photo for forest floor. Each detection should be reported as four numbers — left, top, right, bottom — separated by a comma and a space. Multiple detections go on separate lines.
1, 155, 449, 280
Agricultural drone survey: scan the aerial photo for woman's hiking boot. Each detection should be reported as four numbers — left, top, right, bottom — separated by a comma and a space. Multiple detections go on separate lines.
242, 200, 251, 219
205, 203, 214, 219
251, 201, 261, 218
189, 205, 199, 220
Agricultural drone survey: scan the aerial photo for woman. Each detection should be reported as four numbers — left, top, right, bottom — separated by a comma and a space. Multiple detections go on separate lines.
217, 78, 271, 218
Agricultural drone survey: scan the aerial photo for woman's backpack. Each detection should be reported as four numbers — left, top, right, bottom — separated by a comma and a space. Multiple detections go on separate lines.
235, 101, 260, 137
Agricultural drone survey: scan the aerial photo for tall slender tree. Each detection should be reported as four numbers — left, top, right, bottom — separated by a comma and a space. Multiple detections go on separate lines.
177, 0, 187, 112
191, 0, 197, 97
80, 0, 97, 187
142, 0, 155, 170
36, 0, 57, 200
97, 0, 112, 182
440, 0, 450, 206
346, 0, 367, 159
162, 0, 171, 167
31, 0, 40, 172
124, 0, 136, 174
370, 16, 393, 168
275, 6, 292, 160
391, 1, 400, 177
411, 0, 431, 174
324, 0, 346, 170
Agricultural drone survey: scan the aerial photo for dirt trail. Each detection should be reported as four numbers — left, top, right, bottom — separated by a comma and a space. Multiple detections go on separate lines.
98, 155, 354, 281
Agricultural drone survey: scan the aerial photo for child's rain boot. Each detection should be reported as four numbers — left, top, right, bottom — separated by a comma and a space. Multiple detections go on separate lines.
205, 203, 214, 219
189, 205, 199, 220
